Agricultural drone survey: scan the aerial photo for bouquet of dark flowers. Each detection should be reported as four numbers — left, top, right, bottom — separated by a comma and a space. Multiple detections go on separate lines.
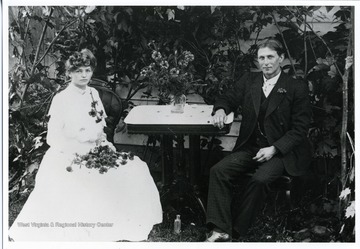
140, 41, 202, 103
67, 145, 134, 174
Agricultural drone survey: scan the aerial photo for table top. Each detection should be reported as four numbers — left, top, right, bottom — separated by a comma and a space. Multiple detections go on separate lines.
124, 105, 234, 135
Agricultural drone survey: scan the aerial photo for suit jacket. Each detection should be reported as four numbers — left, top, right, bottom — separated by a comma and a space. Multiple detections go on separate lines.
213, 71, 312, 176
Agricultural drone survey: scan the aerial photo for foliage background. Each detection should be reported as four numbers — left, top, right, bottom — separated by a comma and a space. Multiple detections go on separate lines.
7, 5, 354, 241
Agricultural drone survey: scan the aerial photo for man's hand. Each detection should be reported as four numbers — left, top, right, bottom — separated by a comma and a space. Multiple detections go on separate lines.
212, 109, 227, 129
253, 146, 278, 163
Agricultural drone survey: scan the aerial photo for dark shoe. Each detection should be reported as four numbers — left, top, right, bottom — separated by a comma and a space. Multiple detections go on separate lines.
205, 230, 231, 242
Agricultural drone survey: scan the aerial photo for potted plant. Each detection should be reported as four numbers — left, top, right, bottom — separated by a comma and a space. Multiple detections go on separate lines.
140, 41, 201, 113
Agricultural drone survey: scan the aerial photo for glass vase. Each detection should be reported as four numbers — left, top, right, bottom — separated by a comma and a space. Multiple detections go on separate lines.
170, 94, 186, 113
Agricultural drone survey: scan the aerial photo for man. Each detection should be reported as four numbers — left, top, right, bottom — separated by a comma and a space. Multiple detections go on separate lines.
205, 38, 312, 242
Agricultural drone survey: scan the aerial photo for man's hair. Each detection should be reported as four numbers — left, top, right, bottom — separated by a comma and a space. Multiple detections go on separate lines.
257, 38, 285, 57
65, 48, 97, 72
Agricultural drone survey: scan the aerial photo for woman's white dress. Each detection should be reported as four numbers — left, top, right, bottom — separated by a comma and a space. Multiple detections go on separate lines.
9, 84, 163, 241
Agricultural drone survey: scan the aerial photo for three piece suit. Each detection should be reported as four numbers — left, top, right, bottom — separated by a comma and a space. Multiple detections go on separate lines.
206, 71, 312, 236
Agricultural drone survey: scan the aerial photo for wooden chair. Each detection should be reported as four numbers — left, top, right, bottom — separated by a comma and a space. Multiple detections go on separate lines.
61, 78, 124, 143
233, 173, 293, 214
268, 175, 293, 212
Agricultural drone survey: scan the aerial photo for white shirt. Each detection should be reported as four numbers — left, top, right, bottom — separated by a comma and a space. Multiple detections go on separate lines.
262, 71, 281, 97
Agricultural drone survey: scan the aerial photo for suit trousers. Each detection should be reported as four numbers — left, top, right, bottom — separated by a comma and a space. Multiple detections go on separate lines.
206, 144, 285, 236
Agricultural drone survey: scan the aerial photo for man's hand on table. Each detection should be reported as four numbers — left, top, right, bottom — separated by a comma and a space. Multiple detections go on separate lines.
212, 109, 227, 129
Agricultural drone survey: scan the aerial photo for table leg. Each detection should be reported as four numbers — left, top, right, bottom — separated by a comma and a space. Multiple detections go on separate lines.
160, 134, 206, 226
189, 135, 201, 186
177, 135, 186, 175
161, 135, 174, 185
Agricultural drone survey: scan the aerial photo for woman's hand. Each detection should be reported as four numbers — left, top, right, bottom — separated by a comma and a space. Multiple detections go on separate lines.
212, 109, 227, 129
96, 134, 117, 151
95, 132, 107, 146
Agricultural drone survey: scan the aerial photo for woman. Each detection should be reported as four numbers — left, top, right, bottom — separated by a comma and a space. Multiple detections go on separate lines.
9, 49, 163, 241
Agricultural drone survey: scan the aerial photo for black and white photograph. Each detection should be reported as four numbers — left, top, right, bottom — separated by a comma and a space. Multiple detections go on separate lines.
2, 1, 358, 249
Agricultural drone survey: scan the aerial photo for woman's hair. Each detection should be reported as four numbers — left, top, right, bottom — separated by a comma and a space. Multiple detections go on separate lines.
257, 38, 285, 57
65, 49, 97, 73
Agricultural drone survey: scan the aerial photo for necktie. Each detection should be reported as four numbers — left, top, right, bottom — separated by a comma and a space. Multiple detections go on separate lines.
263, 81, 276, 97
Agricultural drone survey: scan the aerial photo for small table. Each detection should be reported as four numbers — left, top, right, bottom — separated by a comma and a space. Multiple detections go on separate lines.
124, 104, 234, 185
125, 104, 233, 225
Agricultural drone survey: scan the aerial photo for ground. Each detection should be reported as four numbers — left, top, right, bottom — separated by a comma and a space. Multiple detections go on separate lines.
8, 182, 349, 242
145, 187, 343, 242
7, 146, 354, 242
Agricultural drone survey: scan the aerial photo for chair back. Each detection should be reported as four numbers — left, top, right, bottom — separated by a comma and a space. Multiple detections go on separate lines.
57, 79, 123, 143
88, 78, 123, 143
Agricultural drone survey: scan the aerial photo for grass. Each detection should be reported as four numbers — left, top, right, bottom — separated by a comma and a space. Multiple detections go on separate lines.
7, 144, 353, 242
8, 186, 346, 242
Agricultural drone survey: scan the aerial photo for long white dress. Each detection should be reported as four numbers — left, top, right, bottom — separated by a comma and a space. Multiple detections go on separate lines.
9, 84, 163, 241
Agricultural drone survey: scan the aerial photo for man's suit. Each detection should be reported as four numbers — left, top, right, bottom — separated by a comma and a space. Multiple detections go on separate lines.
206, 71, 312, 236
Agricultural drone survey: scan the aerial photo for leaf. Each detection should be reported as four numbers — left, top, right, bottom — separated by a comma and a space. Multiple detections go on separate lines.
27, 162, 39, 174
13, 154, 22, 162
21, 9, 29, 18
33, 136, 43, 149
19, 188, 30, 195
327, 65, 337, 78
339, 224, 345, 234
339, 188, 351, 200
326, 6, 334, 13
317, 57, 330, 66
177, 6, 185, 10
42, 6, 52, 16
85, 6, 96, 14
124, 7, 133, 16
166, 9, 175, 21
317, 140, 337, 157
30, 15, 43, 24
311, 63, 330, 72
87, 19, 96, 24
47, 20, 56, 29
103, 44, 112, 54
15, 46, 23, 57
345, 201, 355, 219
349, 167, 355, 182
121, 75, 131, 83
211, 6, 217, 14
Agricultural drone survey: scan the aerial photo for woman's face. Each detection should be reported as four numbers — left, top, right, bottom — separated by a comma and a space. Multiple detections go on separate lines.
69, 66, 93, 89
257, 47, 284, 79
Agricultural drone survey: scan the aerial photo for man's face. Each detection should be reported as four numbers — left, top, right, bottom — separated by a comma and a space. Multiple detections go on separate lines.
257, 47, 284, 79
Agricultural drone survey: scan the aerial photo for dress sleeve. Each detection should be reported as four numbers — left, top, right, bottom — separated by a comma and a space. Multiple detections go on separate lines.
46, 93, 66, 148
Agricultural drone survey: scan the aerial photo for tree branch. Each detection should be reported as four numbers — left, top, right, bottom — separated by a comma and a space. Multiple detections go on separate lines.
270, 11, 297, 76
34, 19, 78, 69
20, 8, 54, 107
340, 9, 353, 188
303, 14, 308, 79
284, 6, 344, 78
20, 16, 78, 108
30, 8, 54, 76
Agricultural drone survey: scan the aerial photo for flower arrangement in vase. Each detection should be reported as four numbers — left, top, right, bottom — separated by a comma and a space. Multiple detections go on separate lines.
140, 41, 201, 113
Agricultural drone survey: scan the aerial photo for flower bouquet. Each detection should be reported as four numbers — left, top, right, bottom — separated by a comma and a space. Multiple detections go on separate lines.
139, 41, 202, 105
67, 145, 134, 174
